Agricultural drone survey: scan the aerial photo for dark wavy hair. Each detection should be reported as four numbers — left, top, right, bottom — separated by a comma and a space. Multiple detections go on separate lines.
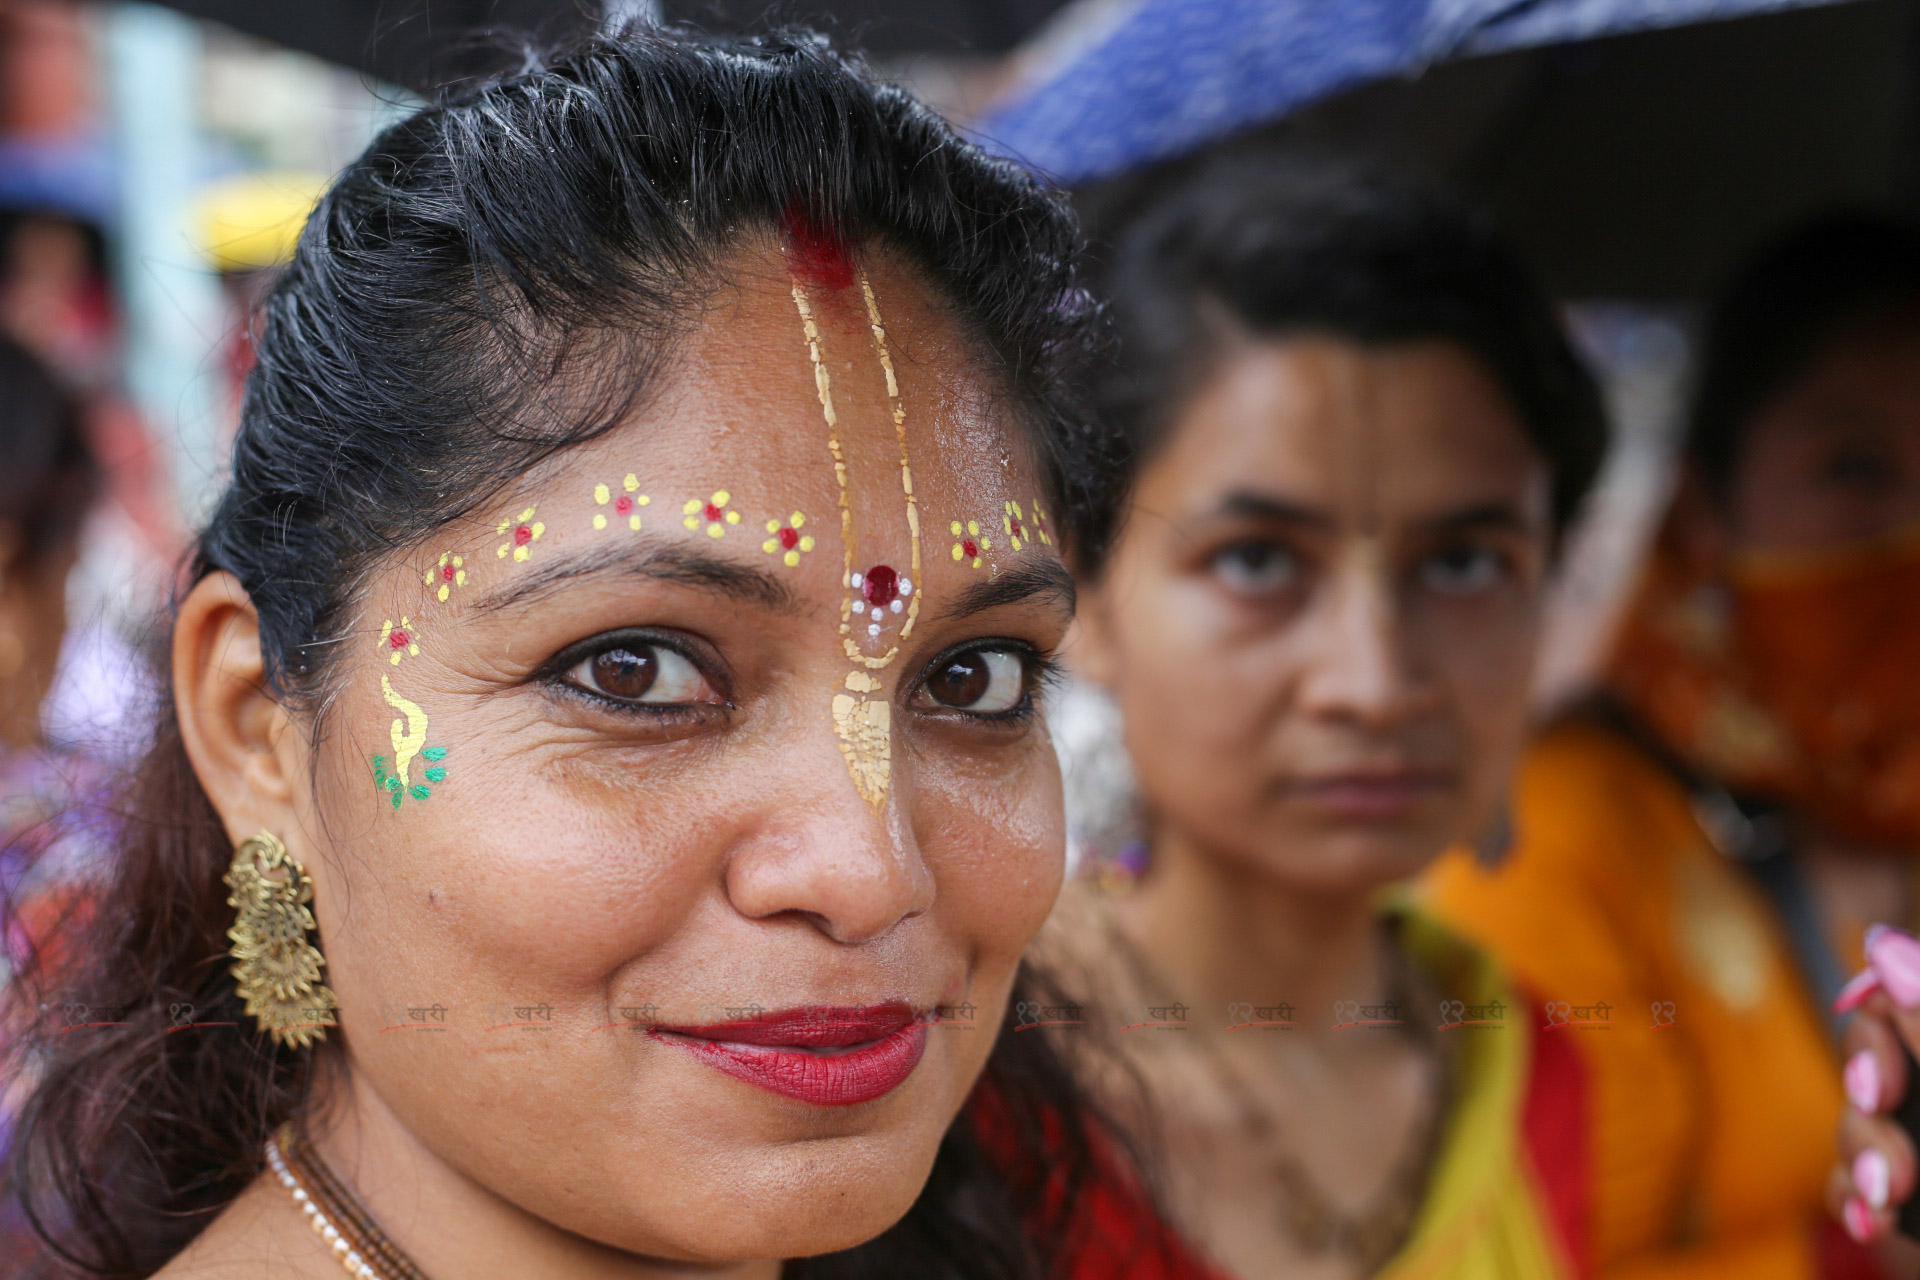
1075, 154, 1607, 571
0, 25, 1127, 1279
1688, 212, 1920, 491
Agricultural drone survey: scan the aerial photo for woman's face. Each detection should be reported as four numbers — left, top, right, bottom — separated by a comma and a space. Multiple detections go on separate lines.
1722, 314, 1920, 554
180, 249, 1071, 1263
1081, 336, 1552, 892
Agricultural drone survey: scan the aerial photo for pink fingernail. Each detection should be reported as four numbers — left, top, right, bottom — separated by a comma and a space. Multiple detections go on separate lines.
1836, 968, 1884, 1015
1856, 1148, 1892, 1210
1847, 1049, 1882, 1112
1867, 926, 1920, 1007
1845, 1195, 1881, 1243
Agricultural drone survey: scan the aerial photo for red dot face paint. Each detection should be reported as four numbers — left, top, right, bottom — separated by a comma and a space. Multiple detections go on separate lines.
862, 565, 899, 609
705, 502, 724, 522
778, 527, 801, 551
514, 524, 533, 547
961, 538, 978, 558
389, 630, 410, 650
615, 495, 634, 514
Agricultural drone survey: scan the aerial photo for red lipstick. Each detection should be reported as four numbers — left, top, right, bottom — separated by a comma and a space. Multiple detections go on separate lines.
651, 1002, 928, 1106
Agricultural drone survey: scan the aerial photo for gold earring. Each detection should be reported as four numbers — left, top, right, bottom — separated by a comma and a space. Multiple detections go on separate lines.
224, 831, 338, 1049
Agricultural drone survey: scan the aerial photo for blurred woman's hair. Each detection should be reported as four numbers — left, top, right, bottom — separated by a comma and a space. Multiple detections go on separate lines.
0, 334, 96, 557
0, 25, 1126, 1279
1075, 153, 1607, 571
1688, 212, 1920, 491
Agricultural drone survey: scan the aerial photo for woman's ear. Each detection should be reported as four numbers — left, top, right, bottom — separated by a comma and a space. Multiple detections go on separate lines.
173, 572, 299, 845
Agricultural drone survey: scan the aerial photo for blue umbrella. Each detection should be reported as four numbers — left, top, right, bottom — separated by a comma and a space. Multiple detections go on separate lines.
978, 0, 1847, 186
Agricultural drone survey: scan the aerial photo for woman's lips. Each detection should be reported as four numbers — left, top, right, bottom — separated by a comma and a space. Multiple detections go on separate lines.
1288, 770, 1454, 820
650, 1002, 929, 1106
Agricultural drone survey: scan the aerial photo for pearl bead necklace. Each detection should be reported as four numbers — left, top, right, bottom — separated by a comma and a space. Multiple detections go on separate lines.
265, 1132, 387, 1280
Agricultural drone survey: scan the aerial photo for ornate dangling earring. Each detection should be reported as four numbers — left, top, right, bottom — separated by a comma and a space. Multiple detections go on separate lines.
224, 831, 338, 1048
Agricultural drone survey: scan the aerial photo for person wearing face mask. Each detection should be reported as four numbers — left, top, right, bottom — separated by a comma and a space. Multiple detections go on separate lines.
1427, 216, 1920, 1277
1039, 155, 1607, 1280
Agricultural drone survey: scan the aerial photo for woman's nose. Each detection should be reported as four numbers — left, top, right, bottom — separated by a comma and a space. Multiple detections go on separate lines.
1295, 547, 1424, 726
722, 735, 934, 945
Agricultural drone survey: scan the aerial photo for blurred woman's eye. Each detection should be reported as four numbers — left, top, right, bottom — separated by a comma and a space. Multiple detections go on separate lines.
1418, 544, 1505, 595
566, 644, 708, 705
920, 648, 1028, 714
1819, 443, 1897, 487
1210, 540, 1298, 596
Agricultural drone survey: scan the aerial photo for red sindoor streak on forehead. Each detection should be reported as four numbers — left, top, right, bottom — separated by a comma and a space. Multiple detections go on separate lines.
782, 204, 856, 292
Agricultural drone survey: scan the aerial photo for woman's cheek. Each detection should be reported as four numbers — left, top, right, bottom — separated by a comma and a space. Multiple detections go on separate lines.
318, 737, 715, 991
915, 740, 1065, 958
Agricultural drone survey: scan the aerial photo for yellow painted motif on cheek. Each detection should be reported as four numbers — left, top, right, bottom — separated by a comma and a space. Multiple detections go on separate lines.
370, 649, 449, 810
383, 675, 427, 784
789, 271, 924, 810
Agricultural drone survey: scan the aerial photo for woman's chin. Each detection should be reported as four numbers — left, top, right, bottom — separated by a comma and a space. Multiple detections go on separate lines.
579, 1123, 942, 1262
1247, 822, 1455, 894
620, 1158, 928, 1262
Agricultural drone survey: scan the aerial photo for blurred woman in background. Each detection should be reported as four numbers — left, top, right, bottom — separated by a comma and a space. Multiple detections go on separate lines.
1045, 155, 1606, 1280
1428, 216, 1920, 1277
0, 332, 100, 990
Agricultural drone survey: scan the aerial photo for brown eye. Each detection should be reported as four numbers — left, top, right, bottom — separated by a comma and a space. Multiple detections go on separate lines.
568, 644, 706, 704
592, 648, 656, 699
923, 649, 1025, 713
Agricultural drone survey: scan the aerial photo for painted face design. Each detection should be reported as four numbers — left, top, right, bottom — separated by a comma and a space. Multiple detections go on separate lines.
370, 626, 450, 810
789, 254, 923, 809
496, 506, 546, 561
593, 476, 650, 531
425, 553, 467, 602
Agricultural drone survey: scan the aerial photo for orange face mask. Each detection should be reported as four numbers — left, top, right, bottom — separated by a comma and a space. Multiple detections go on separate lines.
1610, 521, 1920, 850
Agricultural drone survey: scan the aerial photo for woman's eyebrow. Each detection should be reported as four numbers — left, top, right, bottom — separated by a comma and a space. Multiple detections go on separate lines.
470, 540, 800, 614
937, 557, 1076, 622
1215, 491, 1334, 528
1413, 501, 1541, 537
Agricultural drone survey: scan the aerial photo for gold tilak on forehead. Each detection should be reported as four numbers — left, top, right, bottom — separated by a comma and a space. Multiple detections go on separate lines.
790, 270, 925, 809
857, 274, 922, 655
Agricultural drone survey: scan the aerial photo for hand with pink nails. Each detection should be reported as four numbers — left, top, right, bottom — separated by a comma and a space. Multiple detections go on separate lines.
1829, 923, 1920, 1267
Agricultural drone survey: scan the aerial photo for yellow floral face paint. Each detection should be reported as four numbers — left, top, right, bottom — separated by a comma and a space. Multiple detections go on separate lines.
764, 511, 816, 566
425, 553, 467, 602
949, 519, 992, 570
593, 475, 649, 531
496, 506, 545, 561
683, 490, 741, 538
379, 617, 418, 665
